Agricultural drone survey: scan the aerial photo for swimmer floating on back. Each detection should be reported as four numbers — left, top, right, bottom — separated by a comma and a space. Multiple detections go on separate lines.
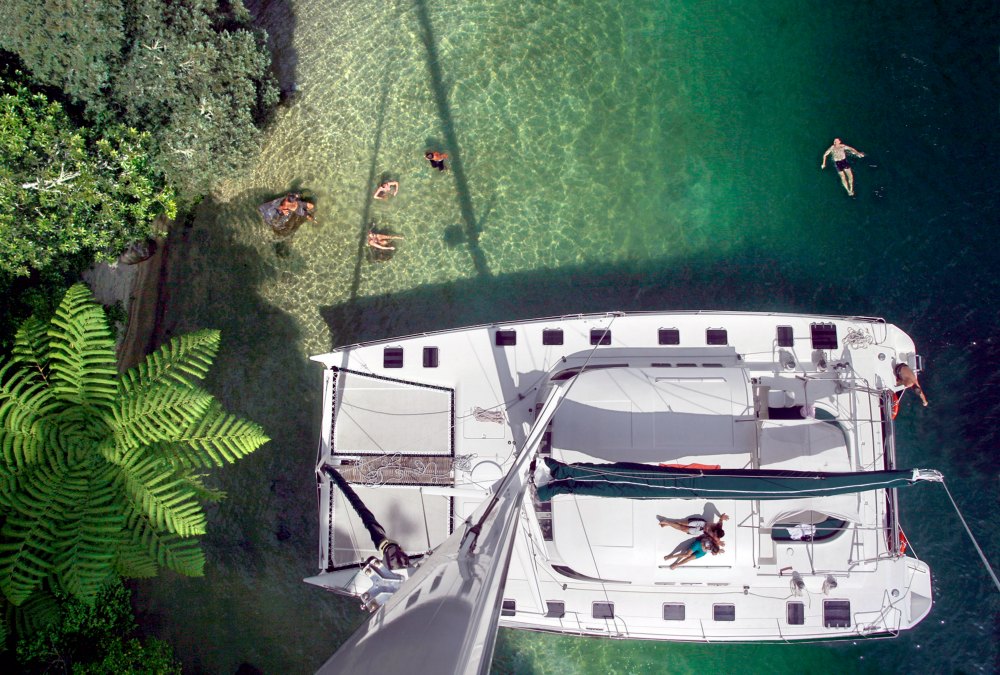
821, 138, 865, 196
367, 229, 405, 251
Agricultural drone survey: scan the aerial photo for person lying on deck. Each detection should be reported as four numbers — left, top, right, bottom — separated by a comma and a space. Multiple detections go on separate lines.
660, 512, 729, 550
664, 536, 720, 569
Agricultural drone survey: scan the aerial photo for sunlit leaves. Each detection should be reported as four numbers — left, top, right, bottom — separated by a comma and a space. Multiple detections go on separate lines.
0, 284, 268, 605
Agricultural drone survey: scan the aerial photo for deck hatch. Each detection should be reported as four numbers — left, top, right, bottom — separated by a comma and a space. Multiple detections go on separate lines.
592, 602, 614, 619
495, 330, 516, 346
658, 328, 680, 345
713, 604, 736, 621
662, 603, 685, 621
543, 329, 564, 345
706, 328, 728, 345
545, 601, 565, 618
787, 602, 805, 625
777, 325, 794, 347
501, 599, 516, 616
810, 323, 838, 349
422, 346, 439, 367
383, 347, 403, 368
823, 600, 851, 628
590, 328, 611, 345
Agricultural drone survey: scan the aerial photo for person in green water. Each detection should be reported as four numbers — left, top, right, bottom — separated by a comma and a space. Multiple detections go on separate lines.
821, 138, 865, 196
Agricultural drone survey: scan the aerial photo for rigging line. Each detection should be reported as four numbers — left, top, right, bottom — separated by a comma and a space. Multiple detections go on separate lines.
941, 480, 1000, 593
467, 316, 621, 534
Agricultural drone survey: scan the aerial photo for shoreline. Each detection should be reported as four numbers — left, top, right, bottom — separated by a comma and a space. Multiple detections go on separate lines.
81, 231, 171, 372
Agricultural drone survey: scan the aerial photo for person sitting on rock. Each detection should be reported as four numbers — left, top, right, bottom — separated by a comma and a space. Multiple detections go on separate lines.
277, 193, 316, 221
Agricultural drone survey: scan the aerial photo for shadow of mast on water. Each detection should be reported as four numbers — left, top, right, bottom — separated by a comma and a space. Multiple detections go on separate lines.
414, 0, 491, 278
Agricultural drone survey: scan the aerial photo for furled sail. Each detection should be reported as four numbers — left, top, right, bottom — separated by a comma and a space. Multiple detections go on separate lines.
316, 385, 567, 675
535, 458, 943, 501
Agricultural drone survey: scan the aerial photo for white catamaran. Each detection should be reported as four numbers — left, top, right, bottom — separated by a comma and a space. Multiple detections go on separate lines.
306, 312, 939, 673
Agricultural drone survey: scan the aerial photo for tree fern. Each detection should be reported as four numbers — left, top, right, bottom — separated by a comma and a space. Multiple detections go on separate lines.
0, 284, 268, 606
45, 285, 117, 409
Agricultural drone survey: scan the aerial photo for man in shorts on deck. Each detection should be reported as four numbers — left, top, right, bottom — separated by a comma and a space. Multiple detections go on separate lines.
821, 138, 865, 196
659, 512, 729, 550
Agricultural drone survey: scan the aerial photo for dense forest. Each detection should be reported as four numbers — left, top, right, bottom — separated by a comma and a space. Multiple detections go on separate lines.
0, 1, 277, 670
0, 0, 278, 349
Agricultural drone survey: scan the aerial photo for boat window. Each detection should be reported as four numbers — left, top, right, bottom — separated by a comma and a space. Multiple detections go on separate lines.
662, 603, 685, 621
592, 602, 614, 619
713, 604, 736, 621
823, 600, 851, 628
550, 565, 629, 584
422, 346, 439, 368
810, 323, 838, 349
545, 601, 565, 618
542, 328, 564, 345
777, 325, 794, 347
590, 328, 611, 345
787, 602, 805, 625
658, 328, 680, 345
501, 599, 516, 617
383, 347, 403, 368
495, 330, 516, 346
706, 328, 728, 345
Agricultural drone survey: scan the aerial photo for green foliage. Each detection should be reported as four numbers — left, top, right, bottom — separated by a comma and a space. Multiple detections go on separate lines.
0, 0, 279, 203
0, 75, 177, 276
0, 284, 269, 606
14, 578, 181, 674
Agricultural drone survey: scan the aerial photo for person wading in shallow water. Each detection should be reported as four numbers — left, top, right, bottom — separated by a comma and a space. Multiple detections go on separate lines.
821, 138, 865, 196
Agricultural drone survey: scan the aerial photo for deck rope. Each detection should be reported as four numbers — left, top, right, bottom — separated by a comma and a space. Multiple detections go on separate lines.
941, 480, 1000, 593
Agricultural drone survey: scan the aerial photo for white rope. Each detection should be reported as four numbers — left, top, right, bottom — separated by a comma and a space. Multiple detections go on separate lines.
941, 480, 1000, 593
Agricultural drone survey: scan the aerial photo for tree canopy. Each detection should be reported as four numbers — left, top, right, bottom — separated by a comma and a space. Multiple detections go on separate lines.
0, 284, 269, 606
0, 0, 279, 202
0, 77, 176, 276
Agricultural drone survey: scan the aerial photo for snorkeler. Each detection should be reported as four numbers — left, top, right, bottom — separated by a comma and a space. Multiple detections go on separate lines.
821, 138, 865, 196
425, 151, 448, 171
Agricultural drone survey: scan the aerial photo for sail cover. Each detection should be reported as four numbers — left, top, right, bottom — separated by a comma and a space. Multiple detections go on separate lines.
536, 458, 940, 501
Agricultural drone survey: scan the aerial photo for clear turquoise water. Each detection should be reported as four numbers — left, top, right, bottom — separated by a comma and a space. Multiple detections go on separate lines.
136, 0, 998, 672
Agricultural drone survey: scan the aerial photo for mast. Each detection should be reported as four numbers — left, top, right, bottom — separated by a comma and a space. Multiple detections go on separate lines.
316, 384, 566, 675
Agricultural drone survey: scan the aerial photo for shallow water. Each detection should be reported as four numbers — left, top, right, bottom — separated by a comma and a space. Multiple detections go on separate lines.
136, 0, 999, 672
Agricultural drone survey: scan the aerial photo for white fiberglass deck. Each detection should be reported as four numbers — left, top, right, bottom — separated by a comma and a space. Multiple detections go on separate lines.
332, 371, 452, 456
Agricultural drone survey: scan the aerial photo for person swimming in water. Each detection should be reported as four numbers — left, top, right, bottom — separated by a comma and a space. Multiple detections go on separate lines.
821, 138, 865, 196
373, 180, 399, 200
367, 228, 405, 251
425, 151, 448, 171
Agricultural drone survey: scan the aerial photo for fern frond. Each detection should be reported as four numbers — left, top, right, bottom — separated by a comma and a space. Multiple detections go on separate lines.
183, 472, 227, 503
0, 463, 67, 604
12, 316, 50, 376
119, 509, 205, 577
10, 588, 61, 638
50, 460, 122, 603
119, 329, 221, 396
175, 401, 269, 467
118, 448, 206, 537
109, 384, 214, 453
0, 362, 61, 468
46, 284, 117, 410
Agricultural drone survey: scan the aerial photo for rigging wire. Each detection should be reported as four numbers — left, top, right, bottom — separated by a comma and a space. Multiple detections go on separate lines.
941, 480, 1000, 593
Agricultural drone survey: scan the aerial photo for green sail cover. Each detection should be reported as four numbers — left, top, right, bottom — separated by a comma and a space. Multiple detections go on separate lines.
535, 457, 931, 502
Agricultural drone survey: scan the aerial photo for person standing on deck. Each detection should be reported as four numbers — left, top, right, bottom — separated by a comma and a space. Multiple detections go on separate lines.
821, 138, 865, 196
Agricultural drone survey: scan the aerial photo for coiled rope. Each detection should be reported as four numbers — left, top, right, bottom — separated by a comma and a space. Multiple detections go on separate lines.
942, 480, 1000, 593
